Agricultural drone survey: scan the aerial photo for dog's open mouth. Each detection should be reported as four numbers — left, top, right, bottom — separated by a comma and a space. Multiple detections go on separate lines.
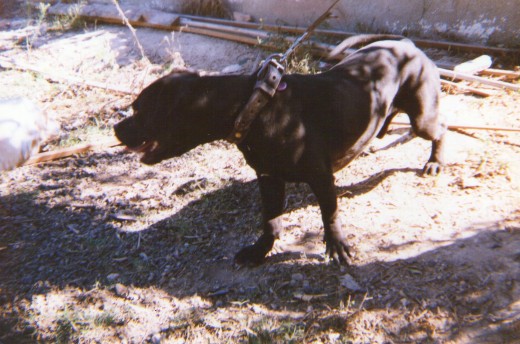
127, 140, 162, 164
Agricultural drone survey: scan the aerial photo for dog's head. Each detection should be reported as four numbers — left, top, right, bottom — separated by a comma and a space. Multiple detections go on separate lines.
114, 70, 218, 165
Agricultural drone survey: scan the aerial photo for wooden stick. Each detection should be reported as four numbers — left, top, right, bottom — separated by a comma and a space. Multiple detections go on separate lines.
180, 18, 270, 40
24, 137, 122, 166
441, 80, 495, 97
435, 62, 520, 80
47, 3, 181, 30
438, 68, 520, 91
391, 121, 520, 133
110, 0, 149, 63
179, 25, 261, 46
479, 68, 520, 80
181, 18, 337, 56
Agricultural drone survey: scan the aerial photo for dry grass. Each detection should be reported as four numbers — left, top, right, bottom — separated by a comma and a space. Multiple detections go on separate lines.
181, 0, 231, 19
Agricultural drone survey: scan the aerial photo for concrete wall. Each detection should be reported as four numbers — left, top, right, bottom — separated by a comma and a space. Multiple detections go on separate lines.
121, 0, 520, 46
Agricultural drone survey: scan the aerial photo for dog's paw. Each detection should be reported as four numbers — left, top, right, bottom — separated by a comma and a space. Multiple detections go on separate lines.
234, 244, 267, 267
423, 162, 443, 176
324, 233, 352, 265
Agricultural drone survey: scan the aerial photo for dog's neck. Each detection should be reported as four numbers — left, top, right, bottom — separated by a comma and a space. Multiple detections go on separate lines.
192, 74, 257, 143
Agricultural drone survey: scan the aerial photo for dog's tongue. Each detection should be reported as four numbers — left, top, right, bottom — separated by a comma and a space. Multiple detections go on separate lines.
128, 141, 154, 153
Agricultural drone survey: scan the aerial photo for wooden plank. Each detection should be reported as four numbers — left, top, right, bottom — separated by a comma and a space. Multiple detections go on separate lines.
439, 68, 520, 91
47, 3, 180, 30
453, 55, 492, 75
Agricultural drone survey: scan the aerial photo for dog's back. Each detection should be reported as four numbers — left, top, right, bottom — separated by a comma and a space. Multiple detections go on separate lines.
331, 38, 442, 136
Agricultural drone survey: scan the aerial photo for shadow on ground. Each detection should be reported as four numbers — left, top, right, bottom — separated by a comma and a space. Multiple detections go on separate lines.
1, 159, 519, 343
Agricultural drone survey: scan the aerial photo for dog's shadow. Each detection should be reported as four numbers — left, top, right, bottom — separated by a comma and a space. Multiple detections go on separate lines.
148, 167, 422, 267
160, 167, 420, 226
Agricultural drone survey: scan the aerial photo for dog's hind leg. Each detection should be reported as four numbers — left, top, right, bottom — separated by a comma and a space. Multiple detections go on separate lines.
408, 100, 447, 176
403, 78, 447, 176
423, 136, 446, 175
235, 175, 285, 266
377, 110, 400, 139
409, 112, 447, 176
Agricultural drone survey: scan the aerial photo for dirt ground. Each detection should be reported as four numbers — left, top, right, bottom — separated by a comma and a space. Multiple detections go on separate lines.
1, 4, 519, 344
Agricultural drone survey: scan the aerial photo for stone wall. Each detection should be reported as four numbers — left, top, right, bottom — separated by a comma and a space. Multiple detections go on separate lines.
118, 0, 519, 46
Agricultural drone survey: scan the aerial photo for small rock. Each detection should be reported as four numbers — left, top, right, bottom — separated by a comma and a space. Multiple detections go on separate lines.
460, 177, 480, 189
328, 333, 341, 342
339, 274, 365, 293
267, 266, 277, 274
114, 283, 129, 297
251, 305, 263, 314
291, 273, 304, 282
400, 297, 410, 307
151, 333, 162, 344
107, 273, 120, 283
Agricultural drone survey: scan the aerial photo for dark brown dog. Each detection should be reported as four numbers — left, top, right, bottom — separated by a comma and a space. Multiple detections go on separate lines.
114, 36, 446, 266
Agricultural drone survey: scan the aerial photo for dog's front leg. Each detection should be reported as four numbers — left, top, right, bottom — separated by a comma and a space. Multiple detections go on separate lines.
235, 175, 285, 266
309, 175, 352, 265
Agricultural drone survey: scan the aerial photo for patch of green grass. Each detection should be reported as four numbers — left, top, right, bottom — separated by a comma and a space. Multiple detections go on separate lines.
59, 125, 112, 148
49, 1, 88, 31
93, 311, 117, 327
259, 33, 321, 75
55, 308, 82, 344
53, 307, 122, 343
247, 319, 306, 344
287, 52, 317, 74
181, 0, 231, 19
56, 317, 74, 344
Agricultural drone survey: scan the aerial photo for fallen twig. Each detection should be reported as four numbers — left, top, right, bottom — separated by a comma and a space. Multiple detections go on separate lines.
111, 0, 149, 63
391, 121, 520, 133
24, 137, 122, 166
110, 0, 151, 92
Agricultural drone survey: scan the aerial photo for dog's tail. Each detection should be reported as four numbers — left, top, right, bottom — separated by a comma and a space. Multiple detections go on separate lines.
329, 34, 411, 59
